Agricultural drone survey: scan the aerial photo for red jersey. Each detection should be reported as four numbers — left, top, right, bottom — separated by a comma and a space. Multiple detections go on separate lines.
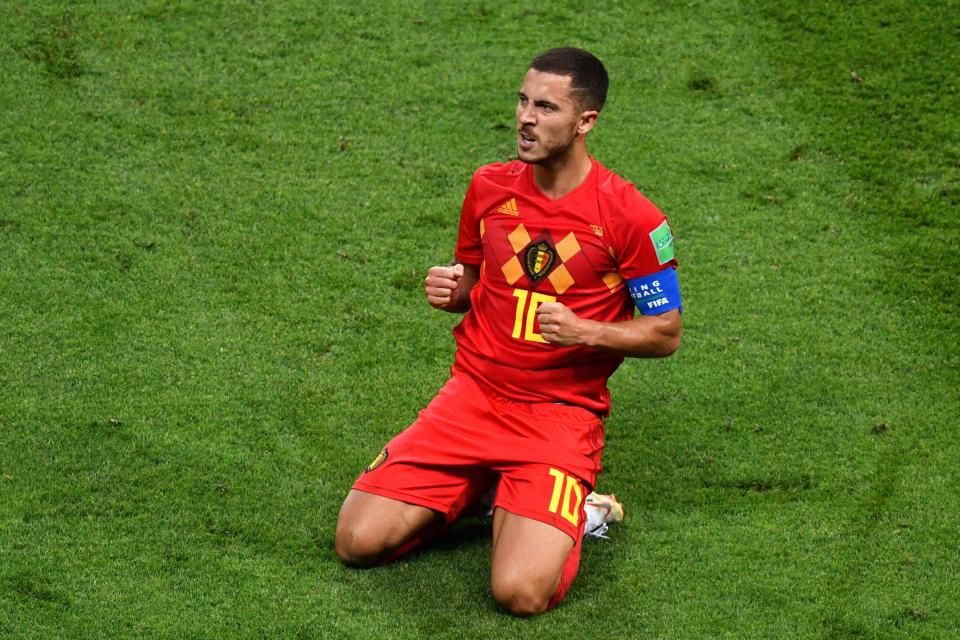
453, 158, 678, 416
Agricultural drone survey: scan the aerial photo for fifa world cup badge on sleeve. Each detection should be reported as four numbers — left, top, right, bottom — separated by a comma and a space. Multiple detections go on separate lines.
649, 220, 675, 264
627, 267, 683, 315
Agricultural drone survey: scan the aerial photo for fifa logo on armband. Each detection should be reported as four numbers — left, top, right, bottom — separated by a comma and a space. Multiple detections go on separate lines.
627, 268, 682, 314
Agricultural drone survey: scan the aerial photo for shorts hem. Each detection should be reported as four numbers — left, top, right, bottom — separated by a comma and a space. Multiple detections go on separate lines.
493, 500, 580, 543
352, 482, 453, 520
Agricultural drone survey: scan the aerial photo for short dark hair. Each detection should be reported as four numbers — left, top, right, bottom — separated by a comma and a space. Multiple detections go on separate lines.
529, 47, 609, 112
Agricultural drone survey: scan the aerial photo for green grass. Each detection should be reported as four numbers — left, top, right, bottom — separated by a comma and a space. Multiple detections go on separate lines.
1, 1, 958, 638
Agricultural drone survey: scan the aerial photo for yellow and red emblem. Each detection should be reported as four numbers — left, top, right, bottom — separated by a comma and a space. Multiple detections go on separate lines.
365, 448, 388, 473
524, 241, 556, 282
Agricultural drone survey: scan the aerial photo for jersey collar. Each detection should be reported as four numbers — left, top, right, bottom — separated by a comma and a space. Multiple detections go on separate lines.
524, 156, 598, 204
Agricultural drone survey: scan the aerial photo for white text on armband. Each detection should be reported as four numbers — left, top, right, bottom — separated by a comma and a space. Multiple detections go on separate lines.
626, 267, 683, 315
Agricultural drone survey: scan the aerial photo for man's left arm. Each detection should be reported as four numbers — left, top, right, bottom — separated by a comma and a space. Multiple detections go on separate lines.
536, 304, 681, 358
546, 186, 683, 358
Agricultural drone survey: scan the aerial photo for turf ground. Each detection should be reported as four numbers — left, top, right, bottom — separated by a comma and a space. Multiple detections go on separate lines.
1, 1, 958, 638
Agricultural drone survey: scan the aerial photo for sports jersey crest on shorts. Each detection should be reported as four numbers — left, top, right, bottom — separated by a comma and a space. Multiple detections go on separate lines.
365, 448, 389, 472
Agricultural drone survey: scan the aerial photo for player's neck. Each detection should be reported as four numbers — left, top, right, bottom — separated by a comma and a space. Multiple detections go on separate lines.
532, 144, 593, 200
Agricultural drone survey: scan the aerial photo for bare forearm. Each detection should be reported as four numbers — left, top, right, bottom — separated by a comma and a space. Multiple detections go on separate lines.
440, 279, 475, 313
538, 304, 681, 358
580, 311, 681, 357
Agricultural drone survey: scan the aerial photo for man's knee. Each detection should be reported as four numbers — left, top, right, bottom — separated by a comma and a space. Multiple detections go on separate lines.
334, 522, 388, 567
334, 491, 440, 567
491, 575, 554, 616
489, 509, 576, 615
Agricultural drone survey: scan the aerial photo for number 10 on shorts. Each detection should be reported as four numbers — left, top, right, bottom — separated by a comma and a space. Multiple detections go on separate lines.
547, 468, 583, 526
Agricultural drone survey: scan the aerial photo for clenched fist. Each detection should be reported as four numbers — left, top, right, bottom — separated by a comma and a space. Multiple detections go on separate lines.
424, 263, 466, 309
536, 301, 587, 346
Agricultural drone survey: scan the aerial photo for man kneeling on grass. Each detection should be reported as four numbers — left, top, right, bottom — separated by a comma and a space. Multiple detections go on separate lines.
335, 47, 682, 615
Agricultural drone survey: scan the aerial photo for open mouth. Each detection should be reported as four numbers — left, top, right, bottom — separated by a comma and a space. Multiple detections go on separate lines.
518, 131, 537, 150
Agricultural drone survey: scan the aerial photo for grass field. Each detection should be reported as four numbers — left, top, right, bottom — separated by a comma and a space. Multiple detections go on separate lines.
1, 1, 958, 638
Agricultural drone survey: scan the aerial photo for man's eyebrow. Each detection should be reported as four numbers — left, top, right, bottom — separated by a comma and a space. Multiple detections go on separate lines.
517, 92, 562, 109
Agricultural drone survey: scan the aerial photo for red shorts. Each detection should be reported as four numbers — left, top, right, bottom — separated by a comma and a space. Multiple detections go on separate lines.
352, 368, 605, 541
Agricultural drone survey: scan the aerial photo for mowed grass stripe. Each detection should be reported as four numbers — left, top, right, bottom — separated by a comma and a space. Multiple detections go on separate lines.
752, 4, 960, 637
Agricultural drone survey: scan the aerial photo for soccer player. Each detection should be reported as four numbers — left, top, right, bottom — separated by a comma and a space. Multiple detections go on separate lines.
335, 47, 682, 615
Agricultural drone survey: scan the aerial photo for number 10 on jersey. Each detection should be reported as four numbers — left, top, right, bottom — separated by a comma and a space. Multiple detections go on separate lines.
511, 288, 556, 343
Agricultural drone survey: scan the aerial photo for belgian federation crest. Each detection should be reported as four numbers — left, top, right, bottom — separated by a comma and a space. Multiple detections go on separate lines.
523, 240, 556, 282
365, 448, 388, 473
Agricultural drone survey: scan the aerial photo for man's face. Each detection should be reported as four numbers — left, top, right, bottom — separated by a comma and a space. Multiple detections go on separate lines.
516, 68, 587, 165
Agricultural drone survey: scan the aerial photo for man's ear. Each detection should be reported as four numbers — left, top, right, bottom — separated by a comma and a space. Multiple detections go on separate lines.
577, 110, 599, 135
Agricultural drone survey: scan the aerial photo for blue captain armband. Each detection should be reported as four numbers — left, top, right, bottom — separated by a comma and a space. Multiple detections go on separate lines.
627, 267, 683, 315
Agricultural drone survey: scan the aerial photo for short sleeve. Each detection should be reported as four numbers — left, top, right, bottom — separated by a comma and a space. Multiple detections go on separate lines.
454, 175, 482, 265
611, 187, 678, 280
611, 187, 682, 315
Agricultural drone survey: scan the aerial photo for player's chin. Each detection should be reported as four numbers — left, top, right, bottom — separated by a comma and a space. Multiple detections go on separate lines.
516, 147, 544, 164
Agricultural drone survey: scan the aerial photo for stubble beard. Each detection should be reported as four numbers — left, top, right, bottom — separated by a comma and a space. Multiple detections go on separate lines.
518, 126, 580, 168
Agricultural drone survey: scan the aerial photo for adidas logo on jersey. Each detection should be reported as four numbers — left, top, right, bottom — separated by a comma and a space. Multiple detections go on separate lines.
496, 198, 520, 216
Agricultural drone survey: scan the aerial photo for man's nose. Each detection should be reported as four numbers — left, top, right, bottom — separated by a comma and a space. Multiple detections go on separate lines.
518, 104, 535, 125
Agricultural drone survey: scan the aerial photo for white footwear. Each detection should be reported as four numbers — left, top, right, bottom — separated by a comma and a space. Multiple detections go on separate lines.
584, 492, 624, 539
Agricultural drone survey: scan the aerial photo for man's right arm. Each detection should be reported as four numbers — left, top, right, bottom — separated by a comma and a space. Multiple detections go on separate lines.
423, 263, 480, 313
